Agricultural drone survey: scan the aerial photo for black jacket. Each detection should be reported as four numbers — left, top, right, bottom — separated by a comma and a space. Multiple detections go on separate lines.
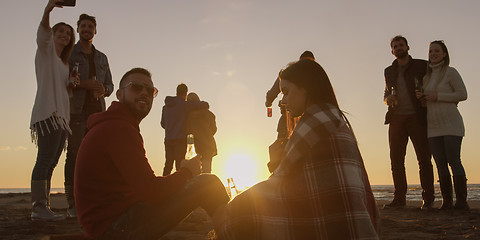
383, 56, 428, 124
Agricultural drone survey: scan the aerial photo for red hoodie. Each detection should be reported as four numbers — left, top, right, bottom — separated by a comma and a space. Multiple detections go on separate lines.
75, 101, 191, 239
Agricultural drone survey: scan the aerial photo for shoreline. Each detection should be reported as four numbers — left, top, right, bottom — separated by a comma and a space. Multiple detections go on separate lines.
1, 193, 479, 239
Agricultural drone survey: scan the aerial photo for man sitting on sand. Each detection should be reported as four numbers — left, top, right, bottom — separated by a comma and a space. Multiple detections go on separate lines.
74, 68, 230, 239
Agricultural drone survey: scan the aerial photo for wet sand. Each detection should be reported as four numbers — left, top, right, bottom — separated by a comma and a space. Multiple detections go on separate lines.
1, 193, 479, 239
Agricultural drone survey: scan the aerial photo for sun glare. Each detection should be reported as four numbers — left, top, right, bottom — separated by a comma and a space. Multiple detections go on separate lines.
221, 153, 258, 191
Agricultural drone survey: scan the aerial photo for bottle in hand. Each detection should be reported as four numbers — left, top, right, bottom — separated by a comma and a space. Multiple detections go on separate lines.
185, 134, 197, 160
391, 86, 398, 107
69, 62, 79, 87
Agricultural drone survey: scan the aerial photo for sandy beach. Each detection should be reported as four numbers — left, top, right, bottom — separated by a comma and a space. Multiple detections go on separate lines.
1, 193, 479, 239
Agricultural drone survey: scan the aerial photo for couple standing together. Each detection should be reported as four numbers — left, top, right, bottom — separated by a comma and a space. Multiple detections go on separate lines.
384, 35, 469, 211
30, 0, 113, 221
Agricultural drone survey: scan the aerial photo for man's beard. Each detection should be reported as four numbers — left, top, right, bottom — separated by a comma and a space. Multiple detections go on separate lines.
125, 100, 150, 121
395, 50, 408, 59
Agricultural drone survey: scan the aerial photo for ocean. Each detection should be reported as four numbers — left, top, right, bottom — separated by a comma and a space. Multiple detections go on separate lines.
2, 184, 480, 201
372, 184, 480, 201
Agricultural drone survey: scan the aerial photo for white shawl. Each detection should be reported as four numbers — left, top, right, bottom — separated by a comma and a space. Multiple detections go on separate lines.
30, 24, 71, 143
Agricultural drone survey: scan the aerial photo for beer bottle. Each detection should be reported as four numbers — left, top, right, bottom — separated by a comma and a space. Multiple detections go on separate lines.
185, 134, 197, 160
415, 77, 423, 93
69, 62, 79, 87
391, 86, 397, 107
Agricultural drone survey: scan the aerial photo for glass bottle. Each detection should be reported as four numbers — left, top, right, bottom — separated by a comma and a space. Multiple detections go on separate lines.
69, 62, 79, 87
185, 134, 197, 160
227, 177, 238, 198
415, 77, 424, 93
391, 86, 398, 107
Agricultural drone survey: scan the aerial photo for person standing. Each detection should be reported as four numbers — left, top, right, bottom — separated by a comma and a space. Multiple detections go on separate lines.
30, 0, 76, 221
417, 40, 469, 210
265, 50, 315, 139
265, 51, 315, 172
65, 13, 114, 218
74, 68, 230, 239
186, 92, 218, 173
161, 84, 209, 176
383, 35, 435, 209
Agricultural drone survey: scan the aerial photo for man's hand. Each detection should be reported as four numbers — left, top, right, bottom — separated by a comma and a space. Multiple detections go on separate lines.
386, 95, 396, 106
265, 100, 272, 108
181, 156, 202, 177
93, 84, 106, 98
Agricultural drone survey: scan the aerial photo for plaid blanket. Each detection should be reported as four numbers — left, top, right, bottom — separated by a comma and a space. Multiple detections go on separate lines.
216, 104, 380, 239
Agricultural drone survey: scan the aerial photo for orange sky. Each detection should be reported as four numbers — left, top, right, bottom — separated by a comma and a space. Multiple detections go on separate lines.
1, 0, 480, 188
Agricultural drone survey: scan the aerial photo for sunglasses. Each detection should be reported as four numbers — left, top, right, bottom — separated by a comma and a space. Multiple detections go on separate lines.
121, 82, 158, 98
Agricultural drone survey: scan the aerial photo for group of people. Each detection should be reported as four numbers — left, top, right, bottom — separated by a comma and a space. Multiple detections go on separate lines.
28, 1, 467, 240
30, 0, 112, 221
161, 83, 218, 176
383, 36, 469, 211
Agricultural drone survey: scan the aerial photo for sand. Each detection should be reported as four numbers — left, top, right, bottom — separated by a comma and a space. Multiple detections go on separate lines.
0, 193, 479, 239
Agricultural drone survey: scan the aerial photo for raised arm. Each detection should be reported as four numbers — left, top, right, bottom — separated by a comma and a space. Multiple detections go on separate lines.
41, 0, 62, 29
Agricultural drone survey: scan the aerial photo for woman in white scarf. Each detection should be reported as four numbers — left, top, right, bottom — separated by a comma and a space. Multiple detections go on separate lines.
417, 40, 469, 210
30, 0, 76, 221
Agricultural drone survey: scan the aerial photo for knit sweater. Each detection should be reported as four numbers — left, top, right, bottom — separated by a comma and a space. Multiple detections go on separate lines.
423, 62, 467, 138
30, 24, 71, 141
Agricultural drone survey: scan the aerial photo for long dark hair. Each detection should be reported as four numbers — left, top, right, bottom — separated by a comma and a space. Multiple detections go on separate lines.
280, 59, 340, 109
280, 59, 356, 137
52, 22, 75, 64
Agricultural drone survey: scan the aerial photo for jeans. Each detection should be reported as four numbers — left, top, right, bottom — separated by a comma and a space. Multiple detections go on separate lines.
163, 138, 187, 176
388, 114, 434, 201
98, 174, 230, 240
429, 135, 466, 178
65, 113, 88, 186
31, 120, 67, 181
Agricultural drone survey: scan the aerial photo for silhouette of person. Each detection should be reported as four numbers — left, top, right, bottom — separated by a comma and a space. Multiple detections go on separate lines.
186, 92, 218, 173
161, 84, 209, 175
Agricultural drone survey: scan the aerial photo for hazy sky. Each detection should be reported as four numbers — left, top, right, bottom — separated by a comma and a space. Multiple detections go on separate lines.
1, 0, 479, 189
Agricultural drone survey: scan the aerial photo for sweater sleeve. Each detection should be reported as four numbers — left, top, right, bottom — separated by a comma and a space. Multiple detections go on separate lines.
36, 23, 53, 52
437, 67, 467, 103
186, 100, 209, 111
107, 120, 190, 203
266, 78, 281, 107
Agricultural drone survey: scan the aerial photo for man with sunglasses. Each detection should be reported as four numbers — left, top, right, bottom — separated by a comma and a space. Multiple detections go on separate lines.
65, 13, 114, 218
161, 83, 210, 176
75, 68, 230, 239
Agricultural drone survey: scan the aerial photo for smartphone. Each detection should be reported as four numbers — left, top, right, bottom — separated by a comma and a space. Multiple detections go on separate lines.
60, 0, 76, 7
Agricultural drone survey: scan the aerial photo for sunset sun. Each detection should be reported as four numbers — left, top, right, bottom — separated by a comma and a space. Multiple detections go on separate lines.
221, 152, 260, 191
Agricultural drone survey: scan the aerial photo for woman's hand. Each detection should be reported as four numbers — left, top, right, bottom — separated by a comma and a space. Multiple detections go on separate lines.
424, 92, 438, 102
415, 90, 424, 99
45, 0, 63, 13
42, 0, 64, 28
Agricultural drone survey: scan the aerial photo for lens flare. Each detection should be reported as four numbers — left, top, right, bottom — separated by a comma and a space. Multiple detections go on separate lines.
222, 153, 258, 191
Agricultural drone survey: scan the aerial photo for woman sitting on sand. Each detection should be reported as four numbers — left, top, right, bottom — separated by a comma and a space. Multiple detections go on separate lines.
416, 40, 469, 210
214, 59, 380, 239
29, 0, 76, 221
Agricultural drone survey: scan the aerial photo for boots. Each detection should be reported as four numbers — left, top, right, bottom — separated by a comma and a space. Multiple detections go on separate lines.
453, 175, 470, 210
31, 180, 65, 221
65, 184, 77, 218
439, 176, 453, 210
384, 197, 406, 208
